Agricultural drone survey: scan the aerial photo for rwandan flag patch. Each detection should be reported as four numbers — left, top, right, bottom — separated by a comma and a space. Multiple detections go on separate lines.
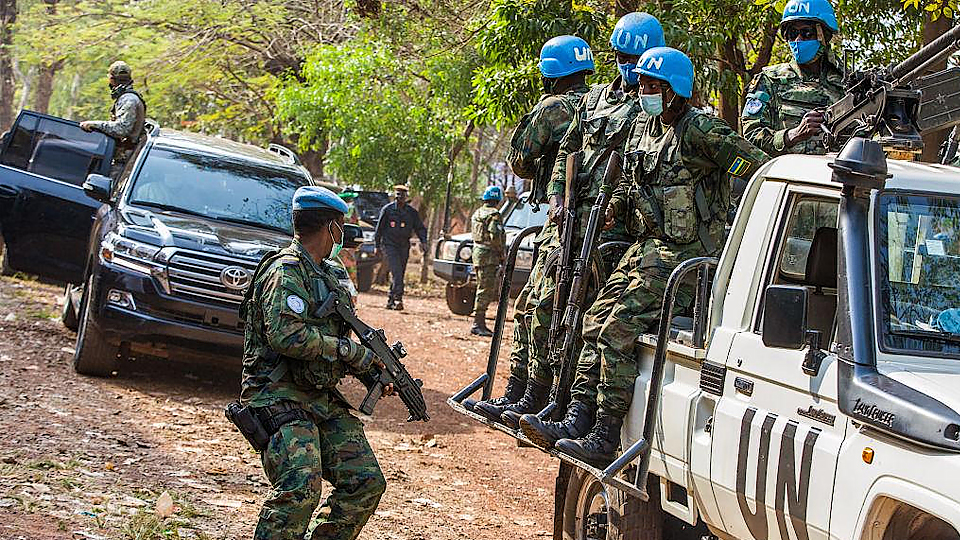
727, 156, 752, 177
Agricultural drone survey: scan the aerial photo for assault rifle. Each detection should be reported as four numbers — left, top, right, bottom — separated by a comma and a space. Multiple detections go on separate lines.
314, 291, 429, 422
824, 23, 960, 152
941, 125, 960, 164
539, 152, 623, 419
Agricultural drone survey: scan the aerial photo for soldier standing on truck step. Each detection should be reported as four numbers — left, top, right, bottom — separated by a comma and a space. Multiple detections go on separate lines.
469, 185, 507, 337
475, 16, 667, 431
238, 185, 389, 540
740, 0, 844, 161
79, 61, 146, 179
374, 184, 427, 311
526, 48, 769, 466
471, 34, 596, 422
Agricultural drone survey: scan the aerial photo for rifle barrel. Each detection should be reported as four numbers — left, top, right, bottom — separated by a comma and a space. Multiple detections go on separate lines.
890, 23, 960, 83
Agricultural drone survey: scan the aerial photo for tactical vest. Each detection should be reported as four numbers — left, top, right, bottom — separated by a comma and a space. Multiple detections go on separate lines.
471, 206, 499, 246
110, 88, 147, 152
511, 93, 580, 204
576, 82, 642, 198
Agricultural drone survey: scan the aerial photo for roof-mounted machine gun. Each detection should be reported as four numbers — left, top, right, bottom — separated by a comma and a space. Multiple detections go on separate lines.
824, 23, 960, 152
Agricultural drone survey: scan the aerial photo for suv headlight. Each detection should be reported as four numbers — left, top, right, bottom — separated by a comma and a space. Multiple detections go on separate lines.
457, 244, 473, 262
439, 240, 459, 261
100, 232, 163, 276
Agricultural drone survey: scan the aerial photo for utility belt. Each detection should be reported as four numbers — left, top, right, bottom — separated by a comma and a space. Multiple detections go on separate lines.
225, 400, 309, 453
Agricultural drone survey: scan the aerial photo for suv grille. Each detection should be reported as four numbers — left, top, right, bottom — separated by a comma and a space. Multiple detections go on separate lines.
167, 251, 258, 305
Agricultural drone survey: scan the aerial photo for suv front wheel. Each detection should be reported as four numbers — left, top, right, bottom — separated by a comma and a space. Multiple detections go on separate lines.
73, 274, 119, 376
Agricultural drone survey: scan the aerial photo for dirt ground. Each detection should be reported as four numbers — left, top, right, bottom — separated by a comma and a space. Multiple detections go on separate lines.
0, 272, 555, 540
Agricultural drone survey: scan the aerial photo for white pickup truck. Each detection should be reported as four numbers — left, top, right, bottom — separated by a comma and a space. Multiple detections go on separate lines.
449, 138, 960, 540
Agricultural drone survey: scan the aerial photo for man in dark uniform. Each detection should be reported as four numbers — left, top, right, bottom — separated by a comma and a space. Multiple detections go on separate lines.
79, 61, 146, 178
374, 184, 427, 311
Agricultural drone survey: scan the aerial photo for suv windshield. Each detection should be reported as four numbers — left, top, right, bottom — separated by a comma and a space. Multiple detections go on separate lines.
504, 199, 547, 230
878, 192, 960, 356
128, 147, 310, 232
354, 192, 390, 224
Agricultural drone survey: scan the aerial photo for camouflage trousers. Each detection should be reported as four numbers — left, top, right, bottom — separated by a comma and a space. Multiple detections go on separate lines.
570, 241, 694, 417
472, 262, 500, 316
255, 410, 386, 540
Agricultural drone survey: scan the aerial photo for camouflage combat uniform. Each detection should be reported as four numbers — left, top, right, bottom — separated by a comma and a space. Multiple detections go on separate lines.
503, 83, 588, 382
569, 109, 768, 416
85, 83, 146, 177
524, 76, 642, 383
740, 53, 844, 156
240, 240, 386, 540
470, 204, 506, 318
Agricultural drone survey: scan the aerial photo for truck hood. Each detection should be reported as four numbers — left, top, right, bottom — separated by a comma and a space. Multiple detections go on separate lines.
119, 206, 290, 260
879, 359, 960, 413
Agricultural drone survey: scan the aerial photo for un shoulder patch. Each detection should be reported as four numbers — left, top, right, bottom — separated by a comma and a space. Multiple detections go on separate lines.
286, 295, 306, 314
743, 98, 764, 117
727, 156, 753, 177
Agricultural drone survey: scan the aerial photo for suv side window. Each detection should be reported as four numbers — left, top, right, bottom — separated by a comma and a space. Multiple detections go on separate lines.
27, 118, 111, 186
1, 113, 38, 170
757, 195, 839, 338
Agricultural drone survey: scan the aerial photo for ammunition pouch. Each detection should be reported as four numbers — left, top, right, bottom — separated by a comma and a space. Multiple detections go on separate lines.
224, 400, 308, 453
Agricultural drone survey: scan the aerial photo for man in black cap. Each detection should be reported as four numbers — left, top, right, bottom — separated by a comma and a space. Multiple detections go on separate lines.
374, 185, 427, 310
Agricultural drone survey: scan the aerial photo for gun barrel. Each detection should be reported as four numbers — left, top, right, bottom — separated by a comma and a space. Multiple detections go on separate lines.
891, 23, 960, 84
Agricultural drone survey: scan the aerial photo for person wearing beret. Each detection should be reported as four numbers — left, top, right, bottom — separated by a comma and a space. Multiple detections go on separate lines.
239, 186, 388, 540
373, 184, 427, 310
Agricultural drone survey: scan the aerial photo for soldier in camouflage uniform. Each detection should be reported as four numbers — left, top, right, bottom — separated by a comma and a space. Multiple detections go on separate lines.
473, 35, 595, 419
535, 48, 768, 466
240, 186, 387, 540
80, 61, 146, 178
470, 186, 507, 337
741, 0, 844, 161
491, 14, 667, 434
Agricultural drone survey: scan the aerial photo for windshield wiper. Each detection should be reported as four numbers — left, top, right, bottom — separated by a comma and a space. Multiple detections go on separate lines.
128, 201, 210, 220
212, 215, 290, 235
890, 328, 960, 345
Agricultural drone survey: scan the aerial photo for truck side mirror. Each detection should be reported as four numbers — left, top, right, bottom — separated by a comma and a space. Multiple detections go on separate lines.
762, 285, 808, 349
83, 173, 112, 203
343, 223, 363, 249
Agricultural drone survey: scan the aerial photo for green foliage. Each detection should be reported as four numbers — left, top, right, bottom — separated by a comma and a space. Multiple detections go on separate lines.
903, 0, 956, 21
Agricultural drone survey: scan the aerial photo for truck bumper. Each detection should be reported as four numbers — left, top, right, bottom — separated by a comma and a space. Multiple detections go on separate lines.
433, 259, 471, 283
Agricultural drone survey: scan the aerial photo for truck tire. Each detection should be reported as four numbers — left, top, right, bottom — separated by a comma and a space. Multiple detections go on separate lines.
561, 467, 661, 540
357, 264, 374, 292
61, 284, 79, 331
445, 282, 476, 316
73, 276, 119, 376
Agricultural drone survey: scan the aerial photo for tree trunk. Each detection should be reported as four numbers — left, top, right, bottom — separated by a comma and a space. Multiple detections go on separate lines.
920, 13, 953, 163
614, 0, 636, 17
418, 202, 434, 284
14, 60, 33, 113
470, 129, 485, 195
717, 82, 741, 130
0, 0, 15, 130
32, 0, 60, 115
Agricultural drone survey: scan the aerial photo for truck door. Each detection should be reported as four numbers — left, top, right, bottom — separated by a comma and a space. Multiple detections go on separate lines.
710, 191, 845, 540
0, 112, 114, 283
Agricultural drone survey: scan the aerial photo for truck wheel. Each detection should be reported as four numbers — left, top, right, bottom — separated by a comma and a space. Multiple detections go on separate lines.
357, 265, 374, 292
73, 276, 119, 376
561, 467, 661, 540
61, 284, 79, 331
445, 282, 476, 316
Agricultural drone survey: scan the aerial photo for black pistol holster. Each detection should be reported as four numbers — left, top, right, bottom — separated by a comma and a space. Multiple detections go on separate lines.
225, 400, 308, 453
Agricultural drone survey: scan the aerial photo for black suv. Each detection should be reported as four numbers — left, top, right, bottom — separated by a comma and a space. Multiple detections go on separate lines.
0, 110, 360, 375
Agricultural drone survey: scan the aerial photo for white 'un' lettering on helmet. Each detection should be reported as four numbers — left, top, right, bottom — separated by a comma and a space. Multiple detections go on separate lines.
574, 47, 593, 62
615, 29, 631, 49
634, 34, 649, 51
788, 1, 811, 13
646, 56, 664, 70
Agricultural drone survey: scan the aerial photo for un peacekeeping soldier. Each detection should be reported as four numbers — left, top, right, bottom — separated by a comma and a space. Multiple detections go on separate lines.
239, 186, 388, 539
472, 35, 595, 418
470, 186, 507, 337
476, 15, 667, 430
525, 48, 769, 465
374, 185, 427, 311
79, 61, 146, 178
741, 0, 844, 157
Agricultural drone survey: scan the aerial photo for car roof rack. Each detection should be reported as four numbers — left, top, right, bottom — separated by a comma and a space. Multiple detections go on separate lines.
267, 143, 302, 166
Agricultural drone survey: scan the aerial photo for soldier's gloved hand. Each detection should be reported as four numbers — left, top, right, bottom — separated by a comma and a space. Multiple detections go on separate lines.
79, 121, 95, 133
786, 110, 825, 146
339, 338, 377, 373
548, 195, 564, 226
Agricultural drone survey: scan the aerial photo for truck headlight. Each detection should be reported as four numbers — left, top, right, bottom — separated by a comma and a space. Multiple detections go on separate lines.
457, 245, 473, 262
100, 232, 162, 276
439, 240, 459, 261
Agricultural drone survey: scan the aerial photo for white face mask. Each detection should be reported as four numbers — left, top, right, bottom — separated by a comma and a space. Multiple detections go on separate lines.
640, 93, 664, 116
328, 221, 344, 259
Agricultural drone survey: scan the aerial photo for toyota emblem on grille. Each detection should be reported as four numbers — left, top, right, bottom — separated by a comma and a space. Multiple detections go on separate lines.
220, 266, 251, 290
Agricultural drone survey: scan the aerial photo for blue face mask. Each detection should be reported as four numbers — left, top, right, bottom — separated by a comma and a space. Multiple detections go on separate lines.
618, 63, 639, 86
640, 93, 663, 116
789, 40, 821, 65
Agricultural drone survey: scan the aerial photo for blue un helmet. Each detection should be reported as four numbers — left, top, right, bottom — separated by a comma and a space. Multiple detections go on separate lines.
292, 186, 349, 214
482, 185, 504, 202
634, 47, 694, 98
781, 0, 839, 33
609, 13, 665, 86
539, 36, 595, 78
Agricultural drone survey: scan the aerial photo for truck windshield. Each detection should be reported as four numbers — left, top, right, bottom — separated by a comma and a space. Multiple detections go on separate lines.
504, 200, 547, 230
127, 147, 310, 233
878, 192, 960, 356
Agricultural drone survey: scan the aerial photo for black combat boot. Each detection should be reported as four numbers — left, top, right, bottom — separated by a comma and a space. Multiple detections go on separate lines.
470, 310, 493, 337
473, 375, 526, 421
519, 401, 595, 449
500, 378, 551, 429
394, 299, 404, 311
555, 413, 623, 467
385, 296, 396, 310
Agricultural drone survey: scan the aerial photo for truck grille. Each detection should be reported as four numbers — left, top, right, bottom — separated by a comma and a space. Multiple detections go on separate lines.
167, 251, 258, 306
